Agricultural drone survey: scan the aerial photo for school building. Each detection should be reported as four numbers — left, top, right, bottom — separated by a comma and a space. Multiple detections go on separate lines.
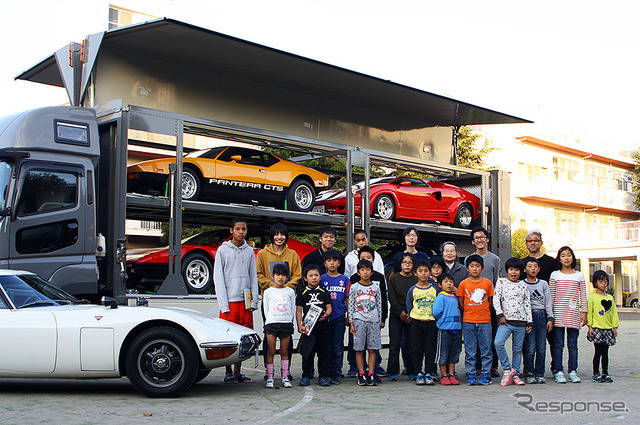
487, 135, 639, 306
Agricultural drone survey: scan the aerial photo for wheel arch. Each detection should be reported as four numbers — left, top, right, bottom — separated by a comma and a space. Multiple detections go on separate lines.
118, 320, 204, 377
290, 173, 316, 189
182, 249, 215, 265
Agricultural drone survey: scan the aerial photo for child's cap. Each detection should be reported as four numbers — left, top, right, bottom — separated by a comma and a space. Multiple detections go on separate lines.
504, 257, 525, 274
437, 272, 454, 285
357, 259, 373, 271
322, 249, 341, 262
465, 254, 484, 268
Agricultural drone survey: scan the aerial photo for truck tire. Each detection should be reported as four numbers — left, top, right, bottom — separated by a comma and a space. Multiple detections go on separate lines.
181, 168, 201, 201
287, 179, 315, 211
453, 204, 473, 228
126, 327, 199, 397
182, 253, 213, 294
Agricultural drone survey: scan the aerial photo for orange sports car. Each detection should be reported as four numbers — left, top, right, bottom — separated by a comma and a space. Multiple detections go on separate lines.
127, 146, 328, 211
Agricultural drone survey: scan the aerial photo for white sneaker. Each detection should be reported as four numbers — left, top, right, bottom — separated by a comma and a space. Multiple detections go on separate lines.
568, 370, 581, 383
554, 371, 567, 383
282, 377, 292, 388
265, 378, 275, 388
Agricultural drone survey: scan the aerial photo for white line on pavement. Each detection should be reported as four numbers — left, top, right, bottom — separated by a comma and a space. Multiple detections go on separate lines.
256, 387, 314, 424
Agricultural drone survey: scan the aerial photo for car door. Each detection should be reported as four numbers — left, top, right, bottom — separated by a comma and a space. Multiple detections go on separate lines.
0, 303, 57, 373
395, 178, 433, 213
212, 147, 268, 201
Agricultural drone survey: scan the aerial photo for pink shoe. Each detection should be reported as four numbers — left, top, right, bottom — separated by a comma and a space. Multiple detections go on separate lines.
512, 374, 525, 386
500, 369, 517, 386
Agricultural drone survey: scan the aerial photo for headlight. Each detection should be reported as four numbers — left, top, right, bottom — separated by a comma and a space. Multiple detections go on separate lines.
239, 333, 261, 358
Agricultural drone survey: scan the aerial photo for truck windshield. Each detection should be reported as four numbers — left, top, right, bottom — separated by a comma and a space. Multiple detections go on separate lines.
0, 160, 11, 210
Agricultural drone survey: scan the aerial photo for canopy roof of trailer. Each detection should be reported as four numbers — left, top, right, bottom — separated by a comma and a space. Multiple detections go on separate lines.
17, 18, 530, 127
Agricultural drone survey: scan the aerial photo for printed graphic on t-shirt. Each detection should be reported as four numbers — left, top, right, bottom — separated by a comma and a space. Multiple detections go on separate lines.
467, 287, 487, 305
271, 292, 292, 318
353, 286, 378, 314
530, 289, 544, 303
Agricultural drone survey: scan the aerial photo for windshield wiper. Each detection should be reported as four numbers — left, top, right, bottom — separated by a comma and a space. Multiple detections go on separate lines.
18, 300, 57, 309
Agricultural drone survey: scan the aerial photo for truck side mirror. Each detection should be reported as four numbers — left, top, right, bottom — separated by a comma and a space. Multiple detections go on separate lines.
0, 207, 11, 217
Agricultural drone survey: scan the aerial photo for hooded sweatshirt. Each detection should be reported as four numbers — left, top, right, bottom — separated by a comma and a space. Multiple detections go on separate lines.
214, 239, 259, 313
256, 243, 302, 293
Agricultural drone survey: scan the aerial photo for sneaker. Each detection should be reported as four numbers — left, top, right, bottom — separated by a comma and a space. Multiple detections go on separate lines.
366, 373, 377, 386
479, 373, 492, 385
501, 369, 517, 386
265, 378, 275, 388
601, 374, 613, 383
591, 374, 602, 383
490, 368, 500, 378
358, 373, 368, 386
568, 370, 581, 383
318, 377, 330, 387
330, 376, 342, 385
416, 373, 426, 385
431, 372, 440, 382
467, 374, 477, 386
536, 377, 545, 384
388, 374, 398, 381
424, 373, 434, 386
440, 376, 452, 386
298, 377, 310, 386
287, 373, 294, 381
347, 367, 359, 378
554, 371, 567, 383
525, 376, 537, 384
449, 375, 460, 385
409, 374, 417, 381
372, 374, 382, 384
512, 375, 525, 386
282, 377, 292, 388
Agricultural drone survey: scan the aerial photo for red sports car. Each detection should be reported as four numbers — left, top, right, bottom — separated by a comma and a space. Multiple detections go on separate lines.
316, 176, 481, 228
127, 229, 317, 294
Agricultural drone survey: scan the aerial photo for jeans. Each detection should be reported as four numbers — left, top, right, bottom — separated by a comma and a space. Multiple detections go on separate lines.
524, 310, 548, 377
463, 322, 492, 375
328, 316, 346, 378
494, 323, 527, 372
552, 326, 580, 373
388, 314, 414, 375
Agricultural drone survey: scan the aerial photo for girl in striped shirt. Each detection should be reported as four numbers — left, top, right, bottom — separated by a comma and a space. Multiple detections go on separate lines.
549, 246, 588, 384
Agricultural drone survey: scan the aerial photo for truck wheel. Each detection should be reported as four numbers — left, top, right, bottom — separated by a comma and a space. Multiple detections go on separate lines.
126, 327, 199, 398
374, 195, 395, 220
182, 169, 201, 200
454, 204, 473, 228
287, 179, 315, 211
182, 253, 213, 294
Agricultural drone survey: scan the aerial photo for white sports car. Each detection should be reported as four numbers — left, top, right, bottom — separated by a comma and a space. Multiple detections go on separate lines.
0, 270, 261, 397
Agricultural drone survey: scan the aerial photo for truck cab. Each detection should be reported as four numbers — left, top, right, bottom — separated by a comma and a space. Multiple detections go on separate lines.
0, 106, 100, 295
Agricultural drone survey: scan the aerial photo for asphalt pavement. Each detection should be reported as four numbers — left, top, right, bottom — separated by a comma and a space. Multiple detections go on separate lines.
1, 310, 639, 424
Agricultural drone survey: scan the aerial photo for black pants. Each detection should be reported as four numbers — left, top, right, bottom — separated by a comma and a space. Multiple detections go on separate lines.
593, 343, 610, 375
411, 320, 437, 375
302, 325, 331, 378
388, 314, 414, 375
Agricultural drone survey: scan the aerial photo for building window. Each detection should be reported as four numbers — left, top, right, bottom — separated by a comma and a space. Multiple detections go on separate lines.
553, 157, 582, 182
613, 171, 634, 193
555, 209, 582, 238
108, 5, 156, 30
518, 162, 548, 183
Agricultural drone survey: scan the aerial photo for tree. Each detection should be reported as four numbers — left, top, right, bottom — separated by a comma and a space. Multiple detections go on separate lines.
456, 126, 494, 169
511, 228, 529, 258
633, 150, 640, 210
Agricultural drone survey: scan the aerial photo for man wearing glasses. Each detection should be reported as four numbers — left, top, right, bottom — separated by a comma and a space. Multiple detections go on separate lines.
522, 230, 558, 282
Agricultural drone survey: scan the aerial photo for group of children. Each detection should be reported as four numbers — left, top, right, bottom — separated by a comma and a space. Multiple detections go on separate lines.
217, 218, 621, 389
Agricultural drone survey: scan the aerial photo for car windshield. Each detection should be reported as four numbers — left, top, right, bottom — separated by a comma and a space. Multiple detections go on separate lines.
0, 273, 82, 308
183, 229, 230, 245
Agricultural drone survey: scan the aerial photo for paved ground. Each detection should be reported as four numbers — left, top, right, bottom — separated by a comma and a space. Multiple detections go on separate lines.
1, 311, 639, 424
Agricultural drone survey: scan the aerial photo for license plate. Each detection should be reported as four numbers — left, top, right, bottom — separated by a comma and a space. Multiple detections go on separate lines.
312, 205, 325, 213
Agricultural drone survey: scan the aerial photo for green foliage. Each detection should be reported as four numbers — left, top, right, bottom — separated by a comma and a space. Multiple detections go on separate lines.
633, 150, 640, 210
511, 228, 529, 258
159, 223, 220, 245
456, 126, 494, 169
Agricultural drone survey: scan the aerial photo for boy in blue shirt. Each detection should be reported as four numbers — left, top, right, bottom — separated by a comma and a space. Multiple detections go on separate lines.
433, 273, 462, 385
321, 249, 350, 384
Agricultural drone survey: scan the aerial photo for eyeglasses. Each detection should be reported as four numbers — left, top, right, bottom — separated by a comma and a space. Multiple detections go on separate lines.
473, 236, 487, 241
526, 239, 542, 243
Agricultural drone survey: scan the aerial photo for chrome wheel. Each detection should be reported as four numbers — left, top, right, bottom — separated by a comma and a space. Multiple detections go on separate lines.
375, 195, 395, 220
